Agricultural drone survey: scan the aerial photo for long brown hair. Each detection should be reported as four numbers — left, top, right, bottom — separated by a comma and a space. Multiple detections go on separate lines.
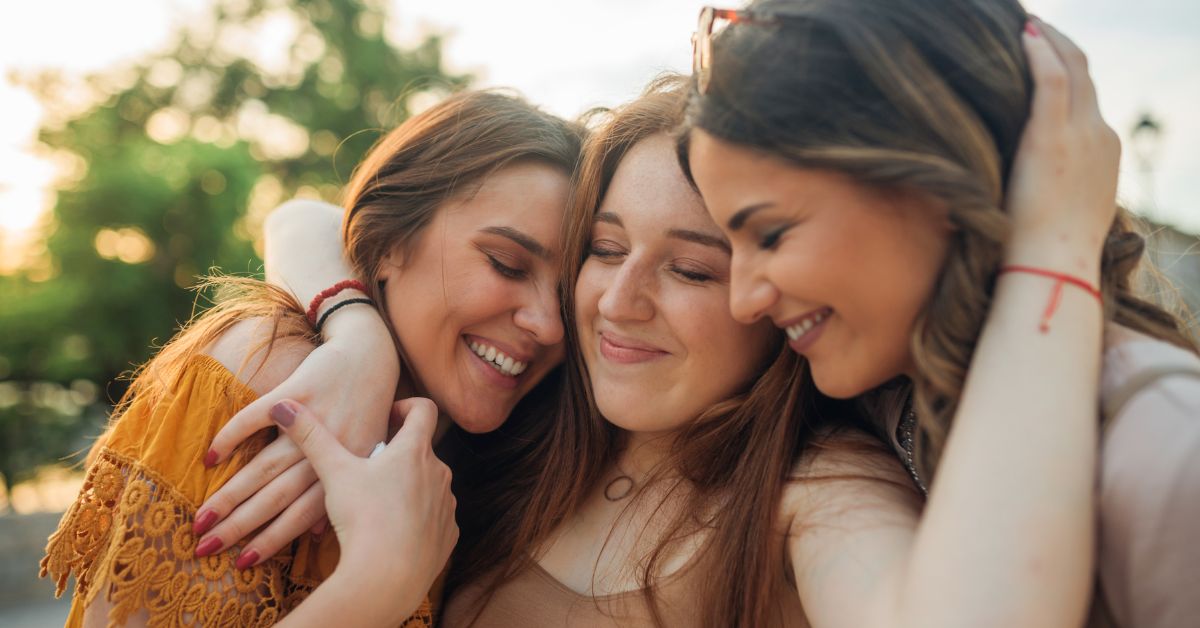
682, 0, 1198, 483
113, 90, 583, 444
449, 74, 861, 628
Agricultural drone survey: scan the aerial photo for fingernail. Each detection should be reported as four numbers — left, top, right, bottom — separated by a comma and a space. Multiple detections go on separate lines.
193, 509, 218, 536
270, 401, 297, 427
1024, 20, 1040, 37
195, 536, 223, 558
203, 449, 219, 468
235, 549, 260, 570
312, 520, 327, 536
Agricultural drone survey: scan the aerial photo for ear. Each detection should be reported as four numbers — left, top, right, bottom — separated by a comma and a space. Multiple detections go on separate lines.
375, 247, 405, 283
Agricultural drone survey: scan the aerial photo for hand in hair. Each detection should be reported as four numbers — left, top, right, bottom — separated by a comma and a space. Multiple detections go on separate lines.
272, 397, 457, 628
1004, 17, 1121, 275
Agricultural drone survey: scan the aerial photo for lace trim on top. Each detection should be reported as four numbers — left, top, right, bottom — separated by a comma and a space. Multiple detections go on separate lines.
40, 448, 305, 627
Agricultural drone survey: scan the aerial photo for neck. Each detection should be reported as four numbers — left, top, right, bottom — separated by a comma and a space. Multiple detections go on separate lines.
616, 428, 677, 483
394, 370, 450, 445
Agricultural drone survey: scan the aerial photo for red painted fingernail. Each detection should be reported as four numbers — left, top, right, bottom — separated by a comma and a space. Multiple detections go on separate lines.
195, 536, 223, 558
270, 401, 296, 427
1024, 20, 1040, 37
203, 449, 219, 468
235, 549, 260, 570
193, 509, 218, 536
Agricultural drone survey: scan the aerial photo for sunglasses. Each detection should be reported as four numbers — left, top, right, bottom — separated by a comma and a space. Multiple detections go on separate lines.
692, 6, 796, 94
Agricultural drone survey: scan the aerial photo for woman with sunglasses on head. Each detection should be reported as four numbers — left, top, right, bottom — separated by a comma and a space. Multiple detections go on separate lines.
40, 90, 583, 627
255, 53, 1117, 627
684, 1, 1200, 627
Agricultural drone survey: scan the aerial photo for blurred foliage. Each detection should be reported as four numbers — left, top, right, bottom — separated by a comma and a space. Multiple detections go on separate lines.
0, 0, 469, 499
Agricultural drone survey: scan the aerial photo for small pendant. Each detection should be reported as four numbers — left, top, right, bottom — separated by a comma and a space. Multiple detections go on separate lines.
604, 475, 635, 501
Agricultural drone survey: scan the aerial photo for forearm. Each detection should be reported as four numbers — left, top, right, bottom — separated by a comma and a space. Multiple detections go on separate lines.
263, 198, 395, 369
263, 199, 356, 305
899, 241, 1102, 628
278, 569, 425, 628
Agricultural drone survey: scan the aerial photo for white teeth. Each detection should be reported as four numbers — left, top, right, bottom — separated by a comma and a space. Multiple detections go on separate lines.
785, 311, 829, 342
468, 338, 528, 377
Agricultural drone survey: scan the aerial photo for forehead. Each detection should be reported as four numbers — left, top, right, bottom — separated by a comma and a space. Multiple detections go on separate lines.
600, 134, 714, 230
443, 161, 570, 242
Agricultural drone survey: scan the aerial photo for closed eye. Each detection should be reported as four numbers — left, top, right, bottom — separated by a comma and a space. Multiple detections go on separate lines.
588, 240, 625, 260
758, 225, 791, 250
487, 254, 527, 280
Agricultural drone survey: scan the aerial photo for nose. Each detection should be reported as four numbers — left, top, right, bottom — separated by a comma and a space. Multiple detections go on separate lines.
597, 258, 654, 323
514, 283, 565, 346
728, 251, 778, 325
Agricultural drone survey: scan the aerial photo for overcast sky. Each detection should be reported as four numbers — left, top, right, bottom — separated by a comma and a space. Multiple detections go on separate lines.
2, 0, 1197, 243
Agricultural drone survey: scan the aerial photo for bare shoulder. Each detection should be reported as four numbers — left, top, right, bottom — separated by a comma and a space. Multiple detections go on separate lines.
781, 428, 922, 527
202, 317, 316, 397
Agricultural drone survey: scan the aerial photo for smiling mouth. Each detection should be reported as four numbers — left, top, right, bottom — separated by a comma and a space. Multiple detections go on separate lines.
466, 338, 529, 377
784, 307, 833, 342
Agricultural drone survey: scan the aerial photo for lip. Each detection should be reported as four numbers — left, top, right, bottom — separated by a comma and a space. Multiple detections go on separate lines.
463, 336, 525, 390
777, 307, 834, 355
598, 331, 669, 365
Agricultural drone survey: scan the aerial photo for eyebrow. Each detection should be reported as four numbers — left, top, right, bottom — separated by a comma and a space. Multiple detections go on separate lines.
594, 211, 622, 226
727, 202, 775, 231
481, 226, 549, 259
667, 229, 731, 255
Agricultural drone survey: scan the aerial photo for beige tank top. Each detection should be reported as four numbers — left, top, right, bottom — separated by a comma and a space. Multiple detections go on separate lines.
442, 551, 809, 627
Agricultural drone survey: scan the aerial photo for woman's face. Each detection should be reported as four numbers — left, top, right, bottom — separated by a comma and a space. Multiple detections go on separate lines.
688, 130, 950, 398
379, 161, 570, 433
575, 135, 778, 435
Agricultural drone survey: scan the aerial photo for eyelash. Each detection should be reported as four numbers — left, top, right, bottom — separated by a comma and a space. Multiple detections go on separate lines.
758, 225, 790, 250
588, 242, 624, 259
669, 265, 714, 283
487, 254, 527, 280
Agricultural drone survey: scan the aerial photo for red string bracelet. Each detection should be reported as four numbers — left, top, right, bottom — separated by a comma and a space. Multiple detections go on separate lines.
998, 265, 1102, 333
306, 279, 369, 326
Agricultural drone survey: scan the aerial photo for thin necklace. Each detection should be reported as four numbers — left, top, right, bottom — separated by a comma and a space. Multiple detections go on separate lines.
898, 400, 929, 495
604, 468, 636, 501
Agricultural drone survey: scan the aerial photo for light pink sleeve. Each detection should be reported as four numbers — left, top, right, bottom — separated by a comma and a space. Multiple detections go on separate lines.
1098, 337, 1200, 628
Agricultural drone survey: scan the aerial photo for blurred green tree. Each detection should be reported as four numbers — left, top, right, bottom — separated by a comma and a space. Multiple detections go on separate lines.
0, 0, 469, 501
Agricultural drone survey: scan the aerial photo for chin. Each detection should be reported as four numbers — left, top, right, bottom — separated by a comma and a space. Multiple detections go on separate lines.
445, 402, 511, 434
809, 366, 872, 400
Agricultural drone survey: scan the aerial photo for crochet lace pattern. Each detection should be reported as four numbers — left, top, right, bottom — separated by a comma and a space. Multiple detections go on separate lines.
41, 448, 433, 627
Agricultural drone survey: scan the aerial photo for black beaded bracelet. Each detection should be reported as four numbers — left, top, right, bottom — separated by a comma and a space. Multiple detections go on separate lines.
314, 297, 376, 334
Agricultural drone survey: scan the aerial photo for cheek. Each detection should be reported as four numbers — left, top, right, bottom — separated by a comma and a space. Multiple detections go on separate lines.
573, 262, 606, 331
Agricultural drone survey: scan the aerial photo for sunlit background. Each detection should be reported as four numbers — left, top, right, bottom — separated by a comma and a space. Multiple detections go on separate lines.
0, 0, 1197, 621
2, 0, 1199, 265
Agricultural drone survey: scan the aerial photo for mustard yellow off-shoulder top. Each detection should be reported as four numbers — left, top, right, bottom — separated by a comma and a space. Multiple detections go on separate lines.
40, 354, 435, 627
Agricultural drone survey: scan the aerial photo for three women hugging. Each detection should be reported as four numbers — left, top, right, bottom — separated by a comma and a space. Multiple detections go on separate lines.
41, 1, 1200, 627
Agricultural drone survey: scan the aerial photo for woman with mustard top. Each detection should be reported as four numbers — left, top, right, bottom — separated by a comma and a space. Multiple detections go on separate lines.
39, 89, 584, 627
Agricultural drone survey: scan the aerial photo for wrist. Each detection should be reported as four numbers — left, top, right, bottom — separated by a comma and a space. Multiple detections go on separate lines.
331, 549, 426, 624
1003, 231, 1103, 285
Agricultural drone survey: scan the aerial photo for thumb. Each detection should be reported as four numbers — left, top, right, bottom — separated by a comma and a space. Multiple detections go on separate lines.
270, 399, 354, 479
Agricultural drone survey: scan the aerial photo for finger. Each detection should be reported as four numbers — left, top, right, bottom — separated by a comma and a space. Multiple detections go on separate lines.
1022, 19, 1070, 126
270, 399, 355, 478
198, 457, 319, 556
235, 483, 328, 570
195, 437, 305, 535
387, 397, 439, 450
207, 393, 282, 467
1034, 18, 1100, 118
310, 516, 328, 536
